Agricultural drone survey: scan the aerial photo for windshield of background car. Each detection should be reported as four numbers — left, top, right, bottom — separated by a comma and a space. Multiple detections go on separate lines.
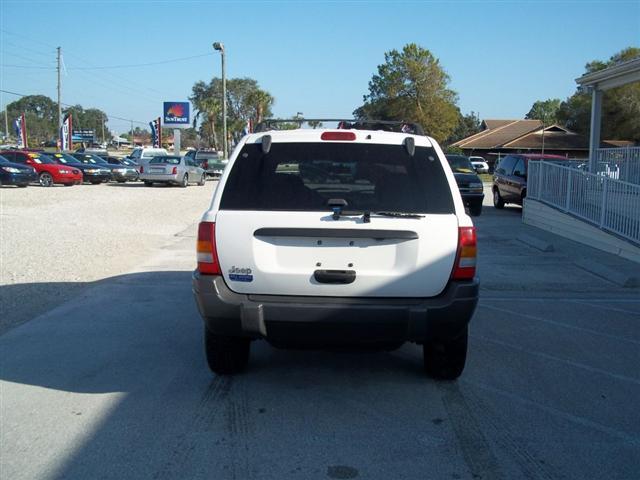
220, 142, 454, 213
446, 155, 475, 174
29, 154, 54, 164
51, 153, 81, 164
73, 155, 98, 164
195, 152, 219, 160
150, 157, 181, 165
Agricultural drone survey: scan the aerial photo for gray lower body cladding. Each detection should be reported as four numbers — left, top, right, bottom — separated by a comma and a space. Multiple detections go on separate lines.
192, 272, 478, 347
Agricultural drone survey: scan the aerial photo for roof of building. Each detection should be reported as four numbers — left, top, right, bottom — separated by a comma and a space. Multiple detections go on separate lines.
450, 119, 601, 151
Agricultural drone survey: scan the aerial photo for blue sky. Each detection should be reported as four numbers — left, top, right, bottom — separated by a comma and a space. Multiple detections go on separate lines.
1, 0, 639, 135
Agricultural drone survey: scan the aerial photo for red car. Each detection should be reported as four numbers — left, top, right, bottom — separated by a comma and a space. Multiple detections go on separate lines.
0, 150, 83, 187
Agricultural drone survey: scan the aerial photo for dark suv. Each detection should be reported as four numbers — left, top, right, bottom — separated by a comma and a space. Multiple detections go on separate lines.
492, 153, 567, 208
445, 155, 484, 216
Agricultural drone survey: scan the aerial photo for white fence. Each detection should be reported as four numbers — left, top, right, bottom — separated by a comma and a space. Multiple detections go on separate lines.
595, 146, 640, 184
528, 161, 640, 245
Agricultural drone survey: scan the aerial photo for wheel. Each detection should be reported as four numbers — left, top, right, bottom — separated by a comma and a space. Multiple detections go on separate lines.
204, 328, 250, 375
144, 181, 153, 187
423, 327, 468, 380
469, 202, 482, 216
180, 174, 188, 188
38, 172, 53, 187
493, 188, 505, 209
197, 173, 206, 186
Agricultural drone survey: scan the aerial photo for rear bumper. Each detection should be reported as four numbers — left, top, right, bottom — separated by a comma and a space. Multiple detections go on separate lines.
139, 173, 179, 182
192, 272, 478, 345
460, 192, 484, 205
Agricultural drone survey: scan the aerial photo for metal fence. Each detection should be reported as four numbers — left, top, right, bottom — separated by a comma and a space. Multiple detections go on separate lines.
528, 161, 640, 245
595, 146, 640, 184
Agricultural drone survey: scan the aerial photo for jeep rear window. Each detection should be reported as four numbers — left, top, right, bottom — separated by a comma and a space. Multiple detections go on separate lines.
220, 142, 454, 213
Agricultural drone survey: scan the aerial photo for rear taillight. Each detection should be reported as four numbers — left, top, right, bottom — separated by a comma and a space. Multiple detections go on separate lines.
321, 131, 356, 141
172, 166, 177, 174
451, 227, 477, 280
197, 221, 221, 275
140, 166, 144, 173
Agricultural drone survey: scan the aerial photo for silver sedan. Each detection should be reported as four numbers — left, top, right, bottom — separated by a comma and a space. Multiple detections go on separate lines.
139, 155, 206, 187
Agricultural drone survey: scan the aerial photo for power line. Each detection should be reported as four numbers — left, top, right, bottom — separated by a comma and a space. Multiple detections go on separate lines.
67, 52, 215, 70
1, 64, 56, 70
0, 89, 149, 125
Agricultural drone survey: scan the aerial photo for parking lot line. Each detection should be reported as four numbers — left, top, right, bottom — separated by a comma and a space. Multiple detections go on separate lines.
478, 303, 640, 346
471, 334, 640, 385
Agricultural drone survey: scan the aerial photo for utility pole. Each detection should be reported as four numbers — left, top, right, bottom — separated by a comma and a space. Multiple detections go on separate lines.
57, 47, 62, 150
130, 120, 134, 148
213, 42, 227, 159
101, 112, 106, 145
4, 107, 8, 141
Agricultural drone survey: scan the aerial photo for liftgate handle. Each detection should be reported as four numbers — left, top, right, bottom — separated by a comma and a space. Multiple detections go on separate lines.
313, 270, 356, 285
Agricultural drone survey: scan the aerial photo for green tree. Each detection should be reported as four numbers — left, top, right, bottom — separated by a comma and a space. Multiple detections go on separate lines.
525, 99, 562, 126
64, 105, 112, 142
557, 47, 640, 142
4, 95, 57, 145
446, 110, 481, 145
353, 43, 459, 143
190, 77, 274, 148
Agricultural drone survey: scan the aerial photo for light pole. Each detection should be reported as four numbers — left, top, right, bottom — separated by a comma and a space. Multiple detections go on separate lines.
213, 42, 227, 159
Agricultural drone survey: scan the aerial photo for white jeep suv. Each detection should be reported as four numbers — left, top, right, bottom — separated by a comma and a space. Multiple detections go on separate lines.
192, 121, 478, 379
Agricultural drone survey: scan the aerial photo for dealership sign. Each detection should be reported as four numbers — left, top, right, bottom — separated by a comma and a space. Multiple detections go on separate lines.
163, 102, 190, 128
72, 129, 95, 142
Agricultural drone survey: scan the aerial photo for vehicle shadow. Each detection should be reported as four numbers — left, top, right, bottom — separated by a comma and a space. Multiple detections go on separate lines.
0, 269, 450, 480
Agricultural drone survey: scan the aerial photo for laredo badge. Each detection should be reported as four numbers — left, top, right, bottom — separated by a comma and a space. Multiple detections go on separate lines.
228, 266, 253, 282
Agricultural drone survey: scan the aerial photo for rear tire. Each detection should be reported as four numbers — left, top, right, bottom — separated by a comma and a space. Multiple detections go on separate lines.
204, 328, 250, 375
38, 172, 53, 187
197, 173, 205, 186
469, 202, 482, 216
180, 174, 188, 188
423, 327, 468, 380
493, 188, 505, 209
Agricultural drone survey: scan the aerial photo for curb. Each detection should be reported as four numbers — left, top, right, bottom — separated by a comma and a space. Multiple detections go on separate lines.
516, 234, 554, 252
574, 259, 639, 288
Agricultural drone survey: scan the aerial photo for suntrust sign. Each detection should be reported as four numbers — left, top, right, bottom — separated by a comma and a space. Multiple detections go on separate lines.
163, 102, 190, 128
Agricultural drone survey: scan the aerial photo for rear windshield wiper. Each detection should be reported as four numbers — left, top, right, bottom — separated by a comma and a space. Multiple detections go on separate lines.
374, 211, 425, 219
334, 210, 424, 222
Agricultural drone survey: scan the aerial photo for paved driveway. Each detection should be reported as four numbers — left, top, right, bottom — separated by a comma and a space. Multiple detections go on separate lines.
1, 199, 639, 480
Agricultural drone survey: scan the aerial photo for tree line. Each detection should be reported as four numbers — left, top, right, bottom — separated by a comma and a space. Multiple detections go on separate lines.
1, 95, 112, 145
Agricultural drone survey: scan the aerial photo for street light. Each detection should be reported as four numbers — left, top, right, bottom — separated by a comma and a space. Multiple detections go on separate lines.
213, 42, 227, 159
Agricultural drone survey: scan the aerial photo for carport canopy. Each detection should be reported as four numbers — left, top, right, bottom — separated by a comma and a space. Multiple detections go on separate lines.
575, 56, 640, 172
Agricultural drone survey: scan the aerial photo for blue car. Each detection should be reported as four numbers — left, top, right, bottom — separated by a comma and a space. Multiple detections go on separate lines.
0, 154, 37, 187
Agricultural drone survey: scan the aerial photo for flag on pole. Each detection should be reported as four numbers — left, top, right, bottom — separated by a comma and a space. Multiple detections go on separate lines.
149, 117, 161, 148
242, 118, 253, 136
14, 114, 27, 149
60, 114, 72, 151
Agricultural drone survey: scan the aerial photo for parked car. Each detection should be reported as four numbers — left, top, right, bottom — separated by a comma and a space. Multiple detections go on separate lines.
469, 156, 489, 174
126, 147, 168, 171
71, 153, 138, 182
0, 154, 37, 187
139, 155, 206, 187
48, 152, 111, 184
445, 154, 484, 216
492, 153, 568, 208
185, 149, 228, 178
0, 150, 82, 186
75, 147, 109, 159
192, 123, 478, 379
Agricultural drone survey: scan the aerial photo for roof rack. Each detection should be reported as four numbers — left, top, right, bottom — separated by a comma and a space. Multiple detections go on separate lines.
253, 118, 425, 136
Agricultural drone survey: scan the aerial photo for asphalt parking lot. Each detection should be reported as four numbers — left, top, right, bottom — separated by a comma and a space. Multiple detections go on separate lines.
1, 185, 639, 480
